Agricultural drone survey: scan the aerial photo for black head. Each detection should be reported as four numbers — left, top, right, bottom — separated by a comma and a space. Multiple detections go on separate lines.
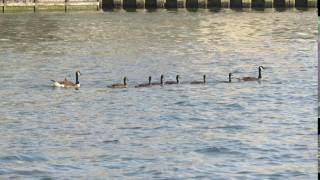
258, 66, 264, 71
76, 71, 81, 76
176, 75, 179, 82
203, 75, 206, 83
160, 75, 164, 84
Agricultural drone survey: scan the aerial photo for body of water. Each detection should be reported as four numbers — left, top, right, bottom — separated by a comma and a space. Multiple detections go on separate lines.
0, 9, 317, 178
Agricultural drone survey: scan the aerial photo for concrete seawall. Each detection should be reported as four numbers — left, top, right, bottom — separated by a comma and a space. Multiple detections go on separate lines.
1, 0, 100, 12
0, 0, 317, 12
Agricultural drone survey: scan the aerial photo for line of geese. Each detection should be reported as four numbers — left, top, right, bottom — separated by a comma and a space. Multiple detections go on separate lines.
51, 66, 265, 88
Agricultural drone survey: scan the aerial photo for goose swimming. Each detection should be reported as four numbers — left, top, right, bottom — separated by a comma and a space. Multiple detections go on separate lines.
223, 73, 232, 83
151, 75, 164, 86
165, 75, 179, 85
135, 76, 152, 88
51, 71, 81, 88
238, 66, 264, 81
190, 75, 206, 84
109, 77, 128, 88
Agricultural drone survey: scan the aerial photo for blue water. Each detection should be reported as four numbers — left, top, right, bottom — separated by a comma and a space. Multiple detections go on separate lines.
0, 9, 317, 178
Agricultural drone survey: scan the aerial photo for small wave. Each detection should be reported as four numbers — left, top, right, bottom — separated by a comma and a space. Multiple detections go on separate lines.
0, 168, 50, 176
119, 126, 143, 130
237, 171, 254, 174
11, 169, 49, 176
215, 125, 247, 130
151, 126, 170, 130
103, 140, 119, 144
195, 146, 243, 156
0, 154, 48, 163
225, 103, 245, 110
0, 169, 11, 175
271, 81, 283, 85
189, 117, 207, 121
174, 101, 195, 107
74, 132, 91, 136
52, 164, 82, 171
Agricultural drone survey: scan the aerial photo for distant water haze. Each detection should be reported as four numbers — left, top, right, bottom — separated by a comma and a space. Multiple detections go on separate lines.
0, 9, 317, 178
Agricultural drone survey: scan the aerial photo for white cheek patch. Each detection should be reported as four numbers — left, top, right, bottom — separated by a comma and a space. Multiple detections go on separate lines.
53, 82, 64, 87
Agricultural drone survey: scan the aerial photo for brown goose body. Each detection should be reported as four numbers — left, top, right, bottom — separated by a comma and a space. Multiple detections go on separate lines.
238, 66, 264, 82
59, 78, 77, 87
109, 77, 128, 88
191, 75, 206, 84
165, 75, 179, 85
239, 77, 259, 81
51, 71, 81, 88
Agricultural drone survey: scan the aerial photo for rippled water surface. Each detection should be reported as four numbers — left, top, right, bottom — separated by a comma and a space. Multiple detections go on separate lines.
0, 9, 317, 178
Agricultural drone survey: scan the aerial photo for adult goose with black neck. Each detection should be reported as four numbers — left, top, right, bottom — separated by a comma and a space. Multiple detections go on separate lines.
165, 75, 179, 85
51, 71, 81, 88
135, 76, 152, 88
151, 75, 164, 86
238, 66, 264, 81
109, 77, 128, 88
225, 73, 233, 83
190, 75, 206, 84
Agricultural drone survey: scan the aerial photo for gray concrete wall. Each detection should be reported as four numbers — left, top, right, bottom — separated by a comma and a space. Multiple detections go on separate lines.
1, 0, 100, 12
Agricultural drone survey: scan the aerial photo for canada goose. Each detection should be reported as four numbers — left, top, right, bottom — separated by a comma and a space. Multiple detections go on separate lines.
220, 73, 233, 83
151, 75, 164, 86
51, 71, 81, 88
238, 66, 264, 81
109, 77, 128, 88
191, 75, 206, 84
165, 75, 179, 85
135, 76, 152, 88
